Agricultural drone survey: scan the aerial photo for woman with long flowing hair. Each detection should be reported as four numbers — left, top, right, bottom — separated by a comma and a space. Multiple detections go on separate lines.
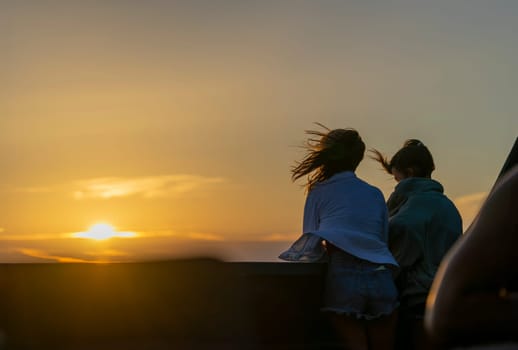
280, 124, 398, 350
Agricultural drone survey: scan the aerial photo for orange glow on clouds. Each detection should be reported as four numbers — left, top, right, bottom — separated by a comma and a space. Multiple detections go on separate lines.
453, 192, 488, 231
18, 249, 107, 263
73, 175, 225, 199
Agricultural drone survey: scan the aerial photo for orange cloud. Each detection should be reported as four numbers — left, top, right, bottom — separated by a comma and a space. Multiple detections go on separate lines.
259, 233, 300, 242
453, 191, 488, 231
18, 248, 108, 263
84, 249, 130, 257
187, 232, 225, 241
1, 229, 225, 242
0, 233, 71, 241
73, 174, 225, 199
7, 174, 225, 200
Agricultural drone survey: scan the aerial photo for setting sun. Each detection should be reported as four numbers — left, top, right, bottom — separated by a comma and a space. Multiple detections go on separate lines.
73, 223, 137, 241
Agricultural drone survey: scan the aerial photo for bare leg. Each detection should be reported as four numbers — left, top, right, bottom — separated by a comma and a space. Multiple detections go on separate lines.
366, 311, 398, 350
330, 314, 369, 350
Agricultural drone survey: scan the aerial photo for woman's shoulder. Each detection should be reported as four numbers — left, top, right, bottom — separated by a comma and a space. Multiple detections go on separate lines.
312, 172, 385, 200
355, 176, 385, 197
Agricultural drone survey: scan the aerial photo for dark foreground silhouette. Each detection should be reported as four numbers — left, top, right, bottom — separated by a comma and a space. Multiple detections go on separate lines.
425, 138, 518, 349
0, 260, 339, 350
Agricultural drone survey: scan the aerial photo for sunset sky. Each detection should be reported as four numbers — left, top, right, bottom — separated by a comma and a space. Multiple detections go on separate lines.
1, 1, 517, 262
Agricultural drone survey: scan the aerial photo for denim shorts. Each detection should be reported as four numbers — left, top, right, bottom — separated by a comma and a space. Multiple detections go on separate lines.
321, 249, 399, 320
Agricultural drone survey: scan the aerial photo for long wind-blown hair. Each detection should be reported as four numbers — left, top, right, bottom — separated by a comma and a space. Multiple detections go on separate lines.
292, 123, 365, 192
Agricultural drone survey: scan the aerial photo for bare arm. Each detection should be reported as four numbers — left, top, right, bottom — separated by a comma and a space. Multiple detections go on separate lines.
425, 166, 518, 345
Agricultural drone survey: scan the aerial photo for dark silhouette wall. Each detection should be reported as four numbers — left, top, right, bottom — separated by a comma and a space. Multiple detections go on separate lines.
0, 260, 341, 350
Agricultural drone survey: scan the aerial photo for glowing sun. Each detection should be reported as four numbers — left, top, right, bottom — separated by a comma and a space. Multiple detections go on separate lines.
73, 223, 136, 240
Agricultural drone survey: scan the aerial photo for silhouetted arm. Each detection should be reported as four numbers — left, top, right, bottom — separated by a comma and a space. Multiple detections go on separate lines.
389, 219, 421, 271
425, 166, 518, 346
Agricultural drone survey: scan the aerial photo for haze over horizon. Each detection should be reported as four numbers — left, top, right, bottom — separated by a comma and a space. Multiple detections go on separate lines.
1, 1, 517, 262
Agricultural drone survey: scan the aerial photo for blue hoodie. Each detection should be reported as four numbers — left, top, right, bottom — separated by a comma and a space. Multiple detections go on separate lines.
387, 177, 462, 309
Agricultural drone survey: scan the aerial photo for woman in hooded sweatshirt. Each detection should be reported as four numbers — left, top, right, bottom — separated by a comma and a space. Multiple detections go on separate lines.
280, 125, 399, 350
371, 139, 463, 350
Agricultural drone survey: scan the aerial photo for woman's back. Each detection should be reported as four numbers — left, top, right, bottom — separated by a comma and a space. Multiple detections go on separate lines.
305, 171, 397, 267
389, 177, 462, 274
308, 172, 387, 239
371, 139, 462, 350
280, 125, 399, 350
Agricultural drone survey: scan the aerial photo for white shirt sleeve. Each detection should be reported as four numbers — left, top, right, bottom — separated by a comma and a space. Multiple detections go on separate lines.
279, 190, 325, 262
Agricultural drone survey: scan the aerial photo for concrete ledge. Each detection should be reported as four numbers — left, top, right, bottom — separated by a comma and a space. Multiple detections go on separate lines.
0, 259, 338, 349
